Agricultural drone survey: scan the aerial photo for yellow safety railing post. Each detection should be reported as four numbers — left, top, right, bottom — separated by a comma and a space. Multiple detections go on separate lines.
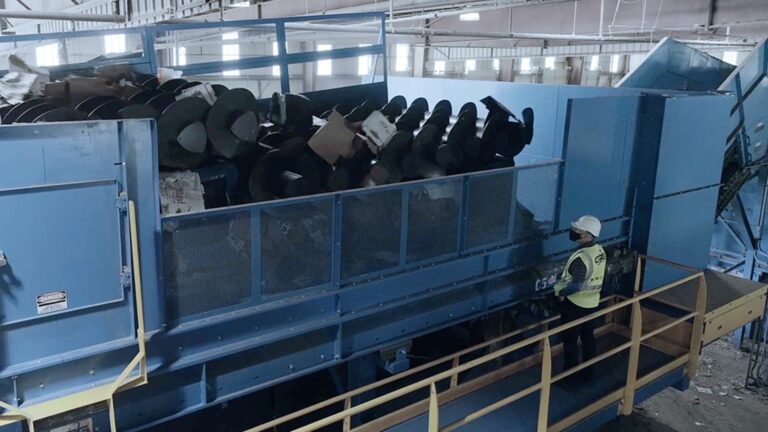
538, 322, 550, 350
537, 337, 552, 432
342, 398, 351, 432
634, 256, 644, 293
450, 357, 460, 389
109, 397, 118, 432
428, 383, 439, 432
687, 274, 708, 377
621, 302, 643, 415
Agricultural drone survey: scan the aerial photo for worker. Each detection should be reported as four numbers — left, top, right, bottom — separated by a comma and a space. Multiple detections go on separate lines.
553, 215, 606, 387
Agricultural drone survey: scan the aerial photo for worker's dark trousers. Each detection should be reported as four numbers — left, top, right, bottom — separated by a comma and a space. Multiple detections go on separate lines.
559, 299, 598, 381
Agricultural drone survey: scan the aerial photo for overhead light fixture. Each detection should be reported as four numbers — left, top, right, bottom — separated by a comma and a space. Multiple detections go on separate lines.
231, 1, 250, 7
459, 12, 480, 22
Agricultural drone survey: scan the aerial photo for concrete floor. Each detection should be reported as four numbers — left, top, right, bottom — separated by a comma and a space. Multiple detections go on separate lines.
598, 338, 768, 432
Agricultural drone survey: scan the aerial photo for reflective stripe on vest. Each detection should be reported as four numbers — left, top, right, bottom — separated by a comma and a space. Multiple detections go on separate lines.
554, 244, 606, 309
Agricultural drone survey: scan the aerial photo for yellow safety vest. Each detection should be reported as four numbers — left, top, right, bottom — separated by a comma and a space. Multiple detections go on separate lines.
554, 244, 606, 309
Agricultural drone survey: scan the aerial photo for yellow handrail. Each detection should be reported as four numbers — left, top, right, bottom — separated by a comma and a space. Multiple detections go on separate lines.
250, 255, 707, 432
247, 306, 575, 432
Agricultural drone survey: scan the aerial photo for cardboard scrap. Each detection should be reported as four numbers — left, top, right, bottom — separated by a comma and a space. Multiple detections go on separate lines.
308, 110, 357, 164
361, 110, 396, 152
177, 83, 217, 105
160, 171, 206, 215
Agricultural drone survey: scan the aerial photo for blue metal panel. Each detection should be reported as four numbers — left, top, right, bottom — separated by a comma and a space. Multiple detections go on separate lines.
387, 77, 562, 158
645, 186, 720, 289
0, 121, 141, 413
341, 256, 486, 312
654, 95, 732, 197
634, 367, 686, 406
115, 365, 205, 431
558, 96, 641, 230
204, 328, 337, 404
387, 77, 643, 160
0, 181, 124, 325
342, 290, 484, 354
628, 94, 666, 255
722, 40, 768, 164
563, 403, 619, 432
618, 38, 735, 91
122, 120, 164, 332
0, 122, 123, 189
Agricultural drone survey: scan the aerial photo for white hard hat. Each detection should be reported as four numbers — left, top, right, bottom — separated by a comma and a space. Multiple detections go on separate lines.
571, 215, 602, 238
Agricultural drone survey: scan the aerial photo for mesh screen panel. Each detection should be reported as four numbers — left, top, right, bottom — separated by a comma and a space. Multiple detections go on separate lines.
163, 211, 252, 321
341, 190, 402, 280
466, 172, 514, 248
514, 164, 560, 240
406, 180, 461, 263
261, 200, 332, 295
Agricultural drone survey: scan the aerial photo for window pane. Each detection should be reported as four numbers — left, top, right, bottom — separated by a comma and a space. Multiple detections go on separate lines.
610, 55, 622, 73
172, 47, 187, 67
544, 56, 555, 70
153, 25, 275, 70
223, 43, 240, 76
222, 32, 240, 76
434, 60, 445, 75
35, 43, 60, 67
396, 44, 409, 72
590, 55, 600, 71
493, 58, 500, 71
465, 59, 476, 74
520, 57, 531, 72
723, 51, 738, 66
317, 44, 332, 76
358, 44, 372, 76
104, 34, 126, 54
272, 42, 280, 77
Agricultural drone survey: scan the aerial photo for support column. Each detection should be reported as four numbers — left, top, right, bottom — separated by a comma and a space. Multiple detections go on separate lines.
413, 46, 426, 78
347, 352, 379, 426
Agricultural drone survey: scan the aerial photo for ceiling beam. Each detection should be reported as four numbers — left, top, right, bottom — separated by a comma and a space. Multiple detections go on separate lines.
0, 9, 125, 23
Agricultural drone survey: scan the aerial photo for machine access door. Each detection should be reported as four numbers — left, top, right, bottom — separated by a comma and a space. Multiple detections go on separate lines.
0, 122, 134, 373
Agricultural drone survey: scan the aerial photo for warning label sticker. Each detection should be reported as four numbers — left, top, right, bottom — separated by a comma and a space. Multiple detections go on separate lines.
36, 291, 68, 315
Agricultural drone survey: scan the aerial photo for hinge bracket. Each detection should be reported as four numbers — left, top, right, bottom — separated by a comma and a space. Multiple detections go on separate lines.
120, 266, 133, 288
116, 193, 128, 213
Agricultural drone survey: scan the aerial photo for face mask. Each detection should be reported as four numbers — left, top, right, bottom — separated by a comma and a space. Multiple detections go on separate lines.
569, 229, 581, 242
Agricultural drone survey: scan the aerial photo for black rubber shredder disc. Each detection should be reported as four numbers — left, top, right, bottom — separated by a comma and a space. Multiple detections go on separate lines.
2, 98, 48, 124
206, 88, 261, 159
158, 97, 211, 169
75, 95, 117, 114
89, 99, 129, 120
34, 107, 88, 123
129, 89, 163, 104
158, 78, 189, 94
16, 103, 58, 123
119, 104, 160, 119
